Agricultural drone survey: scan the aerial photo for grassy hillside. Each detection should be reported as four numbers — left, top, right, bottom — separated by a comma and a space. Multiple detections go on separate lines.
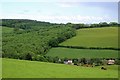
46, 47, 118, 58
2, 26, 23, 33
2, 58, 118, 78
60, 27, 118, 48
2, 27, 14, 33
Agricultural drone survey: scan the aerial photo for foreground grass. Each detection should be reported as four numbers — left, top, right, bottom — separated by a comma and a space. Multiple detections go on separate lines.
46, 47, 118, 58
60, 27, 118, 48
2, 58, 118, 78
0, 58, 2, 78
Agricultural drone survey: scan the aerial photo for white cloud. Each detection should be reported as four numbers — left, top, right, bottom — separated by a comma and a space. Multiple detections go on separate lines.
1, 13, 113, 23
56, 2, 76, 8
57, 3, 72, 7
56, 2, 79, 8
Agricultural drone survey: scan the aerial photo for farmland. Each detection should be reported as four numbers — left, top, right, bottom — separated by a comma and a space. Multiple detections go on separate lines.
1, 19, 119, 78
2, 58, 118, 78
46, 47, 118, 58
1, 0, 119, 78
47, 27, 119, 59
60, 27, 118, 48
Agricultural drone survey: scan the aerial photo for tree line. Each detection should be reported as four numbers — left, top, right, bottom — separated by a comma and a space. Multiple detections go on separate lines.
1, 19, 118, 30
66, 22, 118, 30
23, 53, 120, 66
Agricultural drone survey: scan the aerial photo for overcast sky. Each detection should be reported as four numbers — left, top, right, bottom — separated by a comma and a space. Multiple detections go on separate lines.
1, 1, 118, 24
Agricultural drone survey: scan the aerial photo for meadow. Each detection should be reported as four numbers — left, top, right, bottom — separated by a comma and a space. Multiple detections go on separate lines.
2, 26, 14, 33
46, 47, 118, 58
2, 58, 118, 78
0, 58, 2, 78
60, 27, 118, 48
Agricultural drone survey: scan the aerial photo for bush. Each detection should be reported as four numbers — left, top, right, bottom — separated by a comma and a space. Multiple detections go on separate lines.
25, 53, 32, 60
73, 59, 78, 65
115, 59, 120, 65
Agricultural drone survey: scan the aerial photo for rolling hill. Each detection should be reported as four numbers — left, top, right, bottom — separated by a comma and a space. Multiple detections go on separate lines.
60, 27, 118, 48
47, 27, 118, 58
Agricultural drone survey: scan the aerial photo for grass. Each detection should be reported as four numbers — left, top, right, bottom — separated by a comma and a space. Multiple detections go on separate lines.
60, 27, 118, 48
46, 47, 118, 58
0, 58, 2, 79
2, 26, 23, 34
2, 26, 14, 33
2, 58, 118, 78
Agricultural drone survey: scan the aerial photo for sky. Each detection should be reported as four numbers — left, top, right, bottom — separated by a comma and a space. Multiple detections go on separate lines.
1, 1, 118, 24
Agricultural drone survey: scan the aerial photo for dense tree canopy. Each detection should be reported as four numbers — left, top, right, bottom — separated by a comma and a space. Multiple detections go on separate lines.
2, 19, 76, 60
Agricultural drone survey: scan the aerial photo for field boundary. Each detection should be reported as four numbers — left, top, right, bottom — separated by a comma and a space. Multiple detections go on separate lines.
56, 45, 120, 51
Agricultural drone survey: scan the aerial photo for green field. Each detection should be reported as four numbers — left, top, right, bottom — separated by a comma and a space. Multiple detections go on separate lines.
46, 47, 118, 58
2, 26, 24, 34
0, 58, 2, 78
2, 27, 14, 33
2, 58, 118, 78
60, 27, 118, 48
